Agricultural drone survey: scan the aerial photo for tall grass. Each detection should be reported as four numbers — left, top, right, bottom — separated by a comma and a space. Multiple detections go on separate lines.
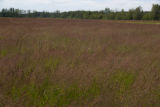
0, 18, 160, 106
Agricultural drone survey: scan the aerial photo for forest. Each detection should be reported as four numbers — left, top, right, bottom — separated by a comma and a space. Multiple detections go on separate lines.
0, 4, 160, 20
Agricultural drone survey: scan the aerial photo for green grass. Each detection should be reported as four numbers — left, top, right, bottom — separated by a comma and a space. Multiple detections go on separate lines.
24, 64, 35, 78
109, 71, 136, 96
0, 49, 8, 57
44, 58, 61, 72
153, 88, 160, 101
120, 21, 160, 25
9, 80, 101, 107
0, 36, 2, 40
117, 45, 133, 54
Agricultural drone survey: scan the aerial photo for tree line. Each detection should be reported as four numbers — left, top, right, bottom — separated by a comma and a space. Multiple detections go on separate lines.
0, 4, 160, 20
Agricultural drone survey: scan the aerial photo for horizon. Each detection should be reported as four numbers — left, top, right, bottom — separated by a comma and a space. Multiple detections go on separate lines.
0, 0, 160, 12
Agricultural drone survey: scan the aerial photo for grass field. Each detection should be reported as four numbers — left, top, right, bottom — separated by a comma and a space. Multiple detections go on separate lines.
119, 20, 160, 25
0, 18, 160, 107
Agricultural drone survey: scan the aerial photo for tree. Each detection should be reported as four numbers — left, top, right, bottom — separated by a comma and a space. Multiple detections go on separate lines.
104, 8, 111, 14
27, 10, 32, 17
142, 12, 151, 20
115, 9, 128, 20
1, 9, 8, 17
151, 4, 160, 20
0, 5, 160, 20
132, 6, 143, 20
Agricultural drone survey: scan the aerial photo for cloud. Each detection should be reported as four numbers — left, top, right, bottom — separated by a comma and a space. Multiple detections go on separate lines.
0, 0, 159, 11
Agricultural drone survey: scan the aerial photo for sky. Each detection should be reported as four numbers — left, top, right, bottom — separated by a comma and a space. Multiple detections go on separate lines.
0, 0, 160, 12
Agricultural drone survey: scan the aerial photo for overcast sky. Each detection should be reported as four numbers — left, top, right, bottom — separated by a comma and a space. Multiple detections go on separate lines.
0, 0, 160, 12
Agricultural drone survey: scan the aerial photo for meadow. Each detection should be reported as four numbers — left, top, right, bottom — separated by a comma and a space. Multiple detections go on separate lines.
0, 18, 160, 107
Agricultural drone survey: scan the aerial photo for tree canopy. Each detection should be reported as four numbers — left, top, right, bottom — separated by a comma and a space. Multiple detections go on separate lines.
0, 4, 160, 20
